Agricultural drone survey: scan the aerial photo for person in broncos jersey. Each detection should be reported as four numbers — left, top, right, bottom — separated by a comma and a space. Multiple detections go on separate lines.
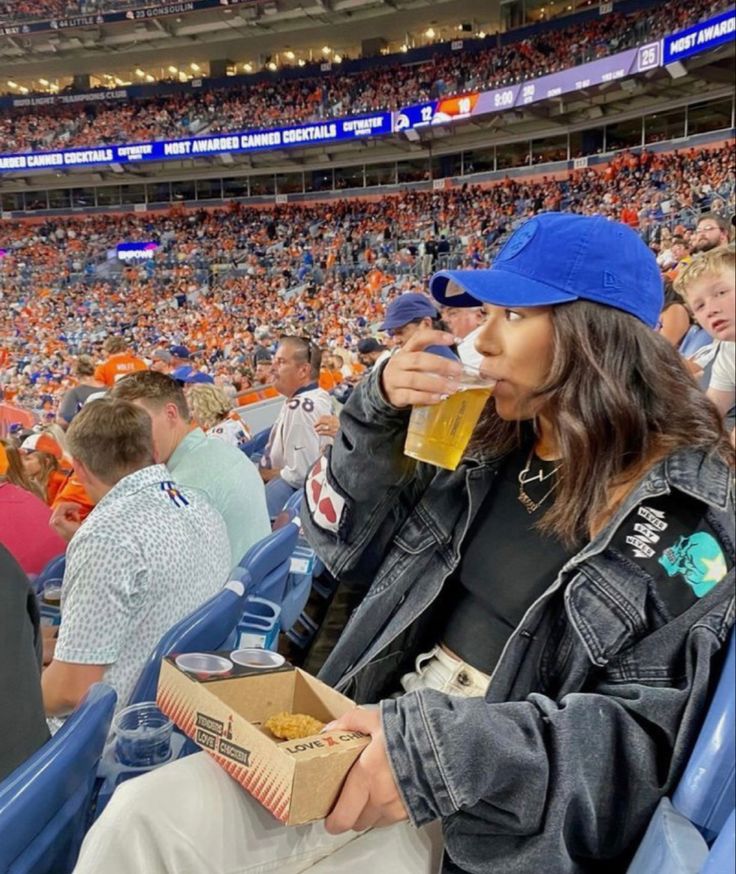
260, 336, 333, 516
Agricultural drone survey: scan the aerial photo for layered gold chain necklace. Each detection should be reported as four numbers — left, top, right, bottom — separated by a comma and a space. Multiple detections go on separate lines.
517, 446, 562, 514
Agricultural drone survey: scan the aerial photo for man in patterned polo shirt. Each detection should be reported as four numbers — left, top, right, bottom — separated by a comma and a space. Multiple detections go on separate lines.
42, 398, 231, 716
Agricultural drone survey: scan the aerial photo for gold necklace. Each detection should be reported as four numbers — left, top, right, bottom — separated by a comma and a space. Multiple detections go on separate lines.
517, 446, 562, 514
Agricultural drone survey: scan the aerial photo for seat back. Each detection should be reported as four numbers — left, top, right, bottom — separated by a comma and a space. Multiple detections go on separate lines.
673, 629, 735, 842
0, 683, 116, 874
34, 553, 66, 594
126, 578, 249, 706
283, 489, 304, 515
235, 520, 300, 605
241, 426, 272, 460
701, 807, 735, 874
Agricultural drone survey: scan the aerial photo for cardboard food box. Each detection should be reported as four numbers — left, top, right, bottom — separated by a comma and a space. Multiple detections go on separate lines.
157, 653, 370, 825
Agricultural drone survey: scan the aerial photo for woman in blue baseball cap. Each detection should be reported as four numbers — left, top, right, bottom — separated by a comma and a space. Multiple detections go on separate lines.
74, 215, 734, 874
300, 214, 733, 870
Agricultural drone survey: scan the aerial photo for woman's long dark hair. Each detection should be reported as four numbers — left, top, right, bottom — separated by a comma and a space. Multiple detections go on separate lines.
469, 301, 733, 547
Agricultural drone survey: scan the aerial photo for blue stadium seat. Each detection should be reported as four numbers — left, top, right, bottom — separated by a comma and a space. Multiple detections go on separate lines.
673, 629, 735, 842
241, 426, 271, 460
126, 578, 249, 706
283, 489, 304, 515
626, 797, 708, 874
33, 552, 66, 595
232, 519, 300, 608
701, 808, 735, 874
628, 630, 735, 873
0, 683, 116, 874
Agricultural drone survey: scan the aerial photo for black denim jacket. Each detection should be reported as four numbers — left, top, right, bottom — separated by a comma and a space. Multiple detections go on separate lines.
303, 367, 735, 873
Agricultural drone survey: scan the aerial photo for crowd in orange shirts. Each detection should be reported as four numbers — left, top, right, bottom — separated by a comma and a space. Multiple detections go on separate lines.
0, 142, 733, 418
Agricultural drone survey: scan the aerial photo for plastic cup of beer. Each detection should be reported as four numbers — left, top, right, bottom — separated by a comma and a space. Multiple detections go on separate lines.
404, 363, 495, 471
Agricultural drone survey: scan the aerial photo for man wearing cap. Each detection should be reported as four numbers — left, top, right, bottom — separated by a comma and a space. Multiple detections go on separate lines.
110, 371, 270, 569
169, 345, 192, 371
356, 338, 390, 371
442, 306, 485, 368
379, 293, 441, 347
150, 349, 174, 374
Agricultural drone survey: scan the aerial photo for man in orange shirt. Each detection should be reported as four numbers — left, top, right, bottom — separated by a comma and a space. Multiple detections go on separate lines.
94, 338, 147, 387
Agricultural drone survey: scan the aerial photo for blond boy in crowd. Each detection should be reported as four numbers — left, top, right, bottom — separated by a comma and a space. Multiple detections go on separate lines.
675, 244, 735, 442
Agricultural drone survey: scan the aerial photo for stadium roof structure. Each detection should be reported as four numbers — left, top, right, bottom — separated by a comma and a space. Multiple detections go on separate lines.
0, 0, 497, 74
0, 22, 731, 192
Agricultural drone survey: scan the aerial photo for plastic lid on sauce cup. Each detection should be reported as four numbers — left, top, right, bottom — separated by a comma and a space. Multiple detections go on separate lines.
230, 649, 286, 669
175, 653, 233, 675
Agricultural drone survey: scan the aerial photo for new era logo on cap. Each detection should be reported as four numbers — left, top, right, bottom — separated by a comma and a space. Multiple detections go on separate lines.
497, 221, 538, 262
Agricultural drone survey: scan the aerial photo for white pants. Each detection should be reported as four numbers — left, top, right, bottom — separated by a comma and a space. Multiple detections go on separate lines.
74, 648, 488, 874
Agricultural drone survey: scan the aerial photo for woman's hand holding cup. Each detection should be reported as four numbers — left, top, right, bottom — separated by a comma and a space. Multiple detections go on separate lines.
380, 329, 463, 409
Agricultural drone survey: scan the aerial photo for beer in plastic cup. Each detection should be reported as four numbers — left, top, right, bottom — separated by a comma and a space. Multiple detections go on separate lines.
404, 365, 495, 470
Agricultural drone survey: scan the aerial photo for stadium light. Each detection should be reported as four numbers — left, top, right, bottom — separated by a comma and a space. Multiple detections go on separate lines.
478, 31, 486, 38
39, 78, 49, 86
400, 44, 408, 52
244, 63, 253, 72
191, 63, 201, 72
334, 54, 342, 63
135, 68, 146, 78
7, 81, 17, 88
322, 46, 331, 54
285, 50, 295, 60
267, 62, 277, 71
297, 59, 306, 67
168, 65, 178, 74
145, 74, 155, 83
425, 27, 435, 38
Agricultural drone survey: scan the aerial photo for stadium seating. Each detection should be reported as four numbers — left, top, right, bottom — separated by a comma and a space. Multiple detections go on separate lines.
701, 808, 736, 874
673, 629, 735, 842
0, 683, 116, 874
627, 630, 735, 873
33, 553, 66, 594
232, 517, 300, 609
125, 578, 249, 706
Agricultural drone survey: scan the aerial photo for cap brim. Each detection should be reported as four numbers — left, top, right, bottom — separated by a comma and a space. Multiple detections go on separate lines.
430, 269, 579, 309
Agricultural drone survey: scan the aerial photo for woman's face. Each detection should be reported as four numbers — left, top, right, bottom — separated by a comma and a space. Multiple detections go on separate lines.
473, 304, 555, 421
21, 451, 42, 478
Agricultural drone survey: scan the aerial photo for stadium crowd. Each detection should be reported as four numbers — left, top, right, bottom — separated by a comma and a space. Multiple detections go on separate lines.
0, 0, 142, 23
0, 0, 727, 154
1, 142, 734, 418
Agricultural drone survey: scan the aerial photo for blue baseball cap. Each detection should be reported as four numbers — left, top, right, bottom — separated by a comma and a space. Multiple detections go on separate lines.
430, 214, 663, 328
379, 293, 439, 332
169, 344, 191, 359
